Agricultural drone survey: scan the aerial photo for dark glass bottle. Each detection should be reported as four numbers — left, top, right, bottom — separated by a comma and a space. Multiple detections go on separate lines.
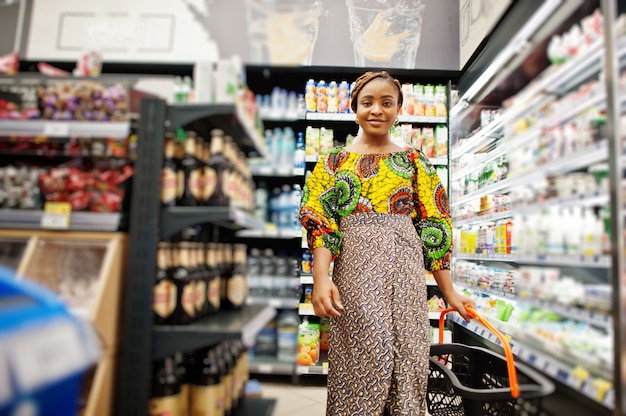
215, 343, 234, 416
189, 347, 224, 416
148, 356, 181, 416
171, 241, 195, 324
218, 243, 231, 310
177, 131, 202, 206
153, 241, 176, 325
175, 352, 190, 416
201, 136, 216, 206
193, 241, 208, 318
206, 242, 221, 314
160, 133, 178, 207
224, 244, 248, 310
207, 129, 228, 206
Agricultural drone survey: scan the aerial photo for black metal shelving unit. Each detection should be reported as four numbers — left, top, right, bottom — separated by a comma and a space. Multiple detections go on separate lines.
114, 98, 276, 416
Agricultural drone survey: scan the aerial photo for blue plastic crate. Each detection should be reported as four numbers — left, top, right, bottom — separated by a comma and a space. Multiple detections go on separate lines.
0, 264, 101, 416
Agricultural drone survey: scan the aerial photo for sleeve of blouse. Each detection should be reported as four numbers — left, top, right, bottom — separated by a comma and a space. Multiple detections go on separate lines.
299, 155, 343, 259
411, 149, 453, 271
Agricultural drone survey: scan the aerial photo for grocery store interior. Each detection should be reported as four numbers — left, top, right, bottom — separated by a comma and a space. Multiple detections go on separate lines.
0, 0, 625, 415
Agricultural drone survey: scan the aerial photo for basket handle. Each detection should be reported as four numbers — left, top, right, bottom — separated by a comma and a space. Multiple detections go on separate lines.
437, 306, 520, 399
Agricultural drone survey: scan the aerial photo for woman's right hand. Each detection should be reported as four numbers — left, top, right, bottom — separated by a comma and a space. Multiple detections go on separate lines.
312, 277, 343, 318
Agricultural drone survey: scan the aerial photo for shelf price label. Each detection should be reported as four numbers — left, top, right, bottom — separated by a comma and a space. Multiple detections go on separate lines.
41, 202, 72, 229
43, 122, 70, 137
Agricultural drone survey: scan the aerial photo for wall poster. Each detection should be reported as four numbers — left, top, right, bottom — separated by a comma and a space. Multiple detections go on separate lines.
24, 0, 460, 71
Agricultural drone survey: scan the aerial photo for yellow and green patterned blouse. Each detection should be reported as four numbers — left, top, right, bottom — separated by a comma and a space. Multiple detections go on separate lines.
299, 147, 452, 271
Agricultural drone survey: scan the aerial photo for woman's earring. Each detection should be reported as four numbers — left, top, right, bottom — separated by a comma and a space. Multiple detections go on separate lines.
355, 119, 360, 125
394, 118, 399, 125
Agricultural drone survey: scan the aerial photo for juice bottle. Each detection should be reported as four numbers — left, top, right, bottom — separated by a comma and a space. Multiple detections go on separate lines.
305, 79, 317, 112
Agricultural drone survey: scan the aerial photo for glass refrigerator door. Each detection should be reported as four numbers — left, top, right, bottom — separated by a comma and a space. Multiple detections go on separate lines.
19, 237, 108, 318
0, 237, 29, 271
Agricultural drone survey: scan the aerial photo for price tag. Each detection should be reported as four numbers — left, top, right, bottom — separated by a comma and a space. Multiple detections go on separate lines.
567, 365, 590, 389
322, 362, 329, 374
43, 122, 70, 137
258, 364, 272, 374
41, 202, 72, 229
299, 303, 314, 315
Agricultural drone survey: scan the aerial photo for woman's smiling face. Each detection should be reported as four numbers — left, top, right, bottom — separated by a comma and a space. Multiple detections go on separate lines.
354, 77, 401, 138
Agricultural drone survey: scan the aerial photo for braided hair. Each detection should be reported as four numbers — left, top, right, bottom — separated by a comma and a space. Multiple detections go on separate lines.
350, 71, 403, 113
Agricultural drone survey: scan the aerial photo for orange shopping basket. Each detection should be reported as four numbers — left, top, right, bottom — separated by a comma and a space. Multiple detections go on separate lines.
427, 307, 555, 416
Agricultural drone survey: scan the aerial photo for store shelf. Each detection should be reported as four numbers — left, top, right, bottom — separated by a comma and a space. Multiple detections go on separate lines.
454, 252, 611, 269
451, 139, 608, 207
303, 112, 447, 125
450, 313, 614, 410
305, 154, 447, 166
249, 164, 306, 177
455, 281, 612, 329
454, 189, 610, 227
166, 103, 266, 157
0, 119, 130, 139
160, 205, 265, 239
248, 356, 296, 376
300, 275, 314, 285
152, 304, 276, 360
233, 397, 277, 416
0, 209, 122, 232
247, 296, 300, 309
236, 227, 302, 240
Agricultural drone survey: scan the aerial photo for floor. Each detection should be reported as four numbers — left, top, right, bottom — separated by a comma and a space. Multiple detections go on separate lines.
254, 375, 433, 416
254, 375, 327, 416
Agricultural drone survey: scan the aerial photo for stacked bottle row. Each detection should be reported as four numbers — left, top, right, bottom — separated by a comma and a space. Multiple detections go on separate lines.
252, 126, 306, 174
149, 339, 248, 416
152, 229, 248, 325
161, 128, 254, 210
253, 182, 302, 231
304, 78, 448, 117
247, 248, 300, 299
455, 206, 610, 257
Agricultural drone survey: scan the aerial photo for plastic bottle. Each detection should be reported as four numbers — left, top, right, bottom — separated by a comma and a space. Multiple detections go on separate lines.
254, 181, 269, 222
277, 184, 292, 230
281, 127, 295, 170
290, 184, 302, 231
294, 132, 306, 174
547, 207, 565, 255
269, 187, 281, 225
276, 310, 300, 362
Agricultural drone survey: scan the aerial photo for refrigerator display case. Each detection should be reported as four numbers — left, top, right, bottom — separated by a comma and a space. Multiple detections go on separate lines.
447, 0, 623, 415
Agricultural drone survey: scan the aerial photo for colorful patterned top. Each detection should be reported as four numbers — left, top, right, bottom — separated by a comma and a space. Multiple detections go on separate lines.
299, 147, 452, 271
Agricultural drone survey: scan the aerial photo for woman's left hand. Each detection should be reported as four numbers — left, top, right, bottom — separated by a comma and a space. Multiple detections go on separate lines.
444, 291, 476, 322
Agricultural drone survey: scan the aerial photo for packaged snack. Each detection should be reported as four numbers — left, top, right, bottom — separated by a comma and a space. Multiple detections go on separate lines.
319, 317, 330, 351
297, 317, 320, 366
